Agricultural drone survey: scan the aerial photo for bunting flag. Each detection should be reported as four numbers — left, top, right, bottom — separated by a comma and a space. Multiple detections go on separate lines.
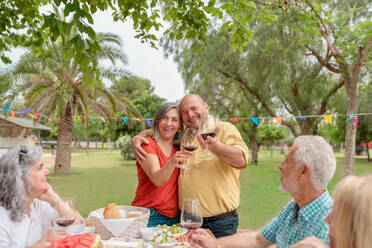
3, 101, 11, 112
273, 117, 282, 124
34, 112, 43, 116
323, 115, 333, 124
20, 109, 32, 114
112, 117, 118, 121
73, 115, 76, 121
90, 116, 96, 121
354, 116, 358, 127
250, 118, 259, 126
100, 117, 106, 123
121, 117, 128, 124
145, 119, 152, 127
82, 116, 86, 119
134, 118, 142, 122
229, 118, 239, 123
41, 115, 48, 118
27, 113, 37, 119
296, 116, 307, 120
11, 111, 15, 120
347, 114, 357, 121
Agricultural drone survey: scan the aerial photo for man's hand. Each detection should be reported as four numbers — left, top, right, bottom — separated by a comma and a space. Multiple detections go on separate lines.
195, 127, 220, 150
131, 130, 151, 161
291, 236, 329, 248
188, 228, 218, 248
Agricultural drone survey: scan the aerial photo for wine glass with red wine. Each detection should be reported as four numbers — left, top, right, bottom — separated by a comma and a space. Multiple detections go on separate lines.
178, 129, 198, 169
54, 198, 76, 234
199, 114, 216, 159
180, 198, 203, 232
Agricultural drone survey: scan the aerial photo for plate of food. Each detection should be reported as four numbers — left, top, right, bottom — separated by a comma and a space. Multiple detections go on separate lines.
149, 230, 177, 247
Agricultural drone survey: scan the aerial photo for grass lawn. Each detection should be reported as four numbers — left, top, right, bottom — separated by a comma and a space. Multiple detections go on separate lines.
47, 150, 372, 230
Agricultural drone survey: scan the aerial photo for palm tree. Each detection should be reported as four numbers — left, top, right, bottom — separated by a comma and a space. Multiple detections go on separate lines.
15, 30, 141, 174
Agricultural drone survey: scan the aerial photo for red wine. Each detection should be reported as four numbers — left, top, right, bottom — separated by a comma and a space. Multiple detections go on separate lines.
182, 222, 202, 230
56, 218, 75, 227
183, 145, 198, 152
201, 133, 216, 140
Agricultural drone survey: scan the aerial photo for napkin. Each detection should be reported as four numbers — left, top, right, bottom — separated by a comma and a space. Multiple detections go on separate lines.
88, 209, 135, 236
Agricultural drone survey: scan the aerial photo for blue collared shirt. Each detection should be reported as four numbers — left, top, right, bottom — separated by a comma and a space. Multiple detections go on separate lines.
261, 190, 332, 248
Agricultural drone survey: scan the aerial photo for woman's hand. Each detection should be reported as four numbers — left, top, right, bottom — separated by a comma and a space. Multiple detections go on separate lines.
291, 236, 330, 248
170, 151, 193, 166
188, 228, 218, 248
37, 184, 59, 206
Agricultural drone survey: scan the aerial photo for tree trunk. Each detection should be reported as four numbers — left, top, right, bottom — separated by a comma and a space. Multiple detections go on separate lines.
343, 77, 359, 176
108, 136, 112, 152
86, 135, 89, 155
249, 137, 259, 165
54, 104, 73, 174
366, 140, 371, 163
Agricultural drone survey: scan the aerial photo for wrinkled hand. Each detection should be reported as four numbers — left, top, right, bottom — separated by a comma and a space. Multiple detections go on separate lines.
291, 236, 329, 248
131, 133, 149, 162
28, 241, 51, 248
188, 228, 218, 248
37, 184, 59, 205
196, 127, 220, 150
170, 151, 193, 166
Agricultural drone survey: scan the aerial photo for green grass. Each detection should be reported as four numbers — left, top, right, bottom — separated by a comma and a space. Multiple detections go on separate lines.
47, 150, 372, 230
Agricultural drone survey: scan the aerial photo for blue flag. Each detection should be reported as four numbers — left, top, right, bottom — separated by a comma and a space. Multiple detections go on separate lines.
3, 101, 11, 112
121, 117, 128, 124
250, 118, 259, 126
145, 119, 152, 127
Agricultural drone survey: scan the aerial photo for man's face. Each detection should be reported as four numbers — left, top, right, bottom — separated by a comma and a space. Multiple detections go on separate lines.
278, 146, 299, 194
180, 95, 208, 129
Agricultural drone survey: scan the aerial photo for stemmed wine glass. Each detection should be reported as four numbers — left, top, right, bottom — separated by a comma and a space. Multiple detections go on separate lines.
199, 114, 216, 159
180, 198, 203, 232
54, 198, 76, 234
178, 129, 198, 169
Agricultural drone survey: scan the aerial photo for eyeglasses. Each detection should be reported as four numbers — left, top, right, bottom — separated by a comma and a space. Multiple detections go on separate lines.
19, 145, 28, 164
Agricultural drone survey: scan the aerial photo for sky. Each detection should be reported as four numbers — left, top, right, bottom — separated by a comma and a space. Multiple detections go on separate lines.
3, 10, 186, 103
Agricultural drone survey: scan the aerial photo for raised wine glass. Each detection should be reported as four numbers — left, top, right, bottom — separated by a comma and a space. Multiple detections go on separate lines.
178, 129, 198, 169
54, 198, 76, 234
180, 198, 203, 232
199, 114, 216, 159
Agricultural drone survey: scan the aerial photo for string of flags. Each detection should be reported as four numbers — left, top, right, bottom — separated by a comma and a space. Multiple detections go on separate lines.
1, 100, 372, 128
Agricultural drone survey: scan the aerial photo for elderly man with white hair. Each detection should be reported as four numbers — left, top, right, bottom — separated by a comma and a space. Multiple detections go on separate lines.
189, 135, 336, 248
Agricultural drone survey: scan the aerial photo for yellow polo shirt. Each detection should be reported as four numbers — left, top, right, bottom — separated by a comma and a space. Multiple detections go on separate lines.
178, 120, 249, 217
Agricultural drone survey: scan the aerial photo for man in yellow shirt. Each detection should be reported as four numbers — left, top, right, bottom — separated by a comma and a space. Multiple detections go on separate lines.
133, 94, 249, 237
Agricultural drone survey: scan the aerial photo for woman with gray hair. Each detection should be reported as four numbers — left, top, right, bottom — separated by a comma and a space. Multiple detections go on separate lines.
131, 102, 192, 227
0, 145, 82, 248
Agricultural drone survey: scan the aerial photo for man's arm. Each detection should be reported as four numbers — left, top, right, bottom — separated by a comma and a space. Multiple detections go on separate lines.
131, 129, 152, 161
218, 231, 273, 248
189, 229, 272, 248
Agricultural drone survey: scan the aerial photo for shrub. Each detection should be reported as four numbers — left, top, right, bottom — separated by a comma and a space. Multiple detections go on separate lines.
116, 135, 136, 160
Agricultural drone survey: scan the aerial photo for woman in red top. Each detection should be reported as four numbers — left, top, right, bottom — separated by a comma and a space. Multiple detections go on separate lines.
132, 102, 192, 226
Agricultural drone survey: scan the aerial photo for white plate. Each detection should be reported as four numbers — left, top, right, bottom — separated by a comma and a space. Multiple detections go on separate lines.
140, 227, 161, 241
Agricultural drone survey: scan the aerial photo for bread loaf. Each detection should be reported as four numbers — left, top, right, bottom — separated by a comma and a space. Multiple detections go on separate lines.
103, 203, 122, 219
125, 213, 141, 218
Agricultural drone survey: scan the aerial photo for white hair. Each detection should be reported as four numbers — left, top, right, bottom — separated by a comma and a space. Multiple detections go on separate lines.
292, 135, 336, 190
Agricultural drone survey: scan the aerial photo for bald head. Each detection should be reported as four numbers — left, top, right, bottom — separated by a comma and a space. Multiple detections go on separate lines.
180, 94, 205, 106
179, 94, 208, 129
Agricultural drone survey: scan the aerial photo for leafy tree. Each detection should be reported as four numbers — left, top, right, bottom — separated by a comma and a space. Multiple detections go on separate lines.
16, 30, 139, 174
111, 76, 154, 100
257, 123, 285, 157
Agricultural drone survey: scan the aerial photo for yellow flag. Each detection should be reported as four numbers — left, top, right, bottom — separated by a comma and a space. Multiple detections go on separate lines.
134, 118, 142, 122
323, 115, 333, 124
273, 117, 282, 124
27, 113, 37, 119
73, 115, 76, 121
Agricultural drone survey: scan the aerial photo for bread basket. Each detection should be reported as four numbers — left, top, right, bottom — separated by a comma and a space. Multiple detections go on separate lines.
88, 205, 149, 240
